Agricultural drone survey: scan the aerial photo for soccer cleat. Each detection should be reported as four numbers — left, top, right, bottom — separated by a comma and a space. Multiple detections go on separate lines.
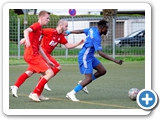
10, 85, 14, 90
82, 86, 89, 94
28, 93, 40, 102
44, 83, 51, 92
10, 85, 18, 97
39, 95, 49, 100
28, 93, 32, 99
78, 80, 89, 94
66, 92, 79, 102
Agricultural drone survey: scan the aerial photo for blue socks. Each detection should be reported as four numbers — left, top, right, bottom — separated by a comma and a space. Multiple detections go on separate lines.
74, 84, 83, 93
73, 75, 96, 93
92, 74, 96, 81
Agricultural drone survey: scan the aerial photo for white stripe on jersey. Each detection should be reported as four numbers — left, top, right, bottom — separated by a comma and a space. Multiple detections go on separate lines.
83, 47, 90, 68
89, 29, 93, 39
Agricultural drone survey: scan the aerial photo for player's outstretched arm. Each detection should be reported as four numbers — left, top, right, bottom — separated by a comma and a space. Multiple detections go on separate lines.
65, 30, 84, 35
97, 50, 123, 65
64, 39, 84, 49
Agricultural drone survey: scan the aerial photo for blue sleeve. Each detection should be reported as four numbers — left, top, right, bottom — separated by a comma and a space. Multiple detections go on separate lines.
93, 33, 102, 51
83, 28, 90, 36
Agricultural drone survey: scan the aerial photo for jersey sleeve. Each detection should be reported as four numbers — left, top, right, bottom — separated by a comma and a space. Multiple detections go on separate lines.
83, 28, 90, 36
60, 35, 68, 45
30, 22, 41, 32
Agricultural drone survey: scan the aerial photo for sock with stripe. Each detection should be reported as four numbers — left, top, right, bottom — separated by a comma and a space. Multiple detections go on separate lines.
32, 77, 48, 96
14, 73, 29, 88
52, 67, 60, 76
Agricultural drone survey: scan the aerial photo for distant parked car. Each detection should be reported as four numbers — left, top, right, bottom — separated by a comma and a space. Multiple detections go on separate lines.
114, 30, 145, 47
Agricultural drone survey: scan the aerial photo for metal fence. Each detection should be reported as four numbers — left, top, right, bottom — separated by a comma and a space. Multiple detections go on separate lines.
9, 15, 145, 59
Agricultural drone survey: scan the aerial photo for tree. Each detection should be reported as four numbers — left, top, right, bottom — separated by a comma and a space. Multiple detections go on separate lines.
102, 9, 118, 46
33, 9, 37, 14
9, 9, 18, 16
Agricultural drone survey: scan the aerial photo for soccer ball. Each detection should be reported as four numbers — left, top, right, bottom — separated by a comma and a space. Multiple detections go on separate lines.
128, 88, 140, 101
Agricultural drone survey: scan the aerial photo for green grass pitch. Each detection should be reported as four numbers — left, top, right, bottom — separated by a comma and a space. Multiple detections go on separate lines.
9, 62, 145, 109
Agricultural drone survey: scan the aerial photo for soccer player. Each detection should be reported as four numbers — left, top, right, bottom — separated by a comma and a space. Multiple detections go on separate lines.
65, 20, 123, 101
10, 19, 85, 101
21, 10, 55, 102
22, 10, 54, 102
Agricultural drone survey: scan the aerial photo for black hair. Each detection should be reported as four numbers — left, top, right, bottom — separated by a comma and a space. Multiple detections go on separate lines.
98, 20, 109, 28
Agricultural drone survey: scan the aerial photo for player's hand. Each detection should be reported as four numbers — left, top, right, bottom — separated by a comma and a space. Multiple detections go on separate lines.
79, 39, 85, 45
114, 60, 123, 65
25, 39, 30, 47
20, 38, 26, 45
65, 30, 71, 35
47, 61, 55, 68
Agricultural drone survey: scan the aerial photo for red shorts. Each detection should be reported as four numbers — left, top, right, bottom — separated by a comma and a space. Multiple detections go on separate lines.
24, 54, 50, 73
25, 54, 60, 73
44, 53, 60, 68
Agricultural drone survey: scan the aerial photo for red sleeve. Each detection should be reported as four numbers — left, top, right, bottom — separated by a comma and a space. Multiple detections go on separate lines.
30, 22, 41, 32
60, 35, 68, 45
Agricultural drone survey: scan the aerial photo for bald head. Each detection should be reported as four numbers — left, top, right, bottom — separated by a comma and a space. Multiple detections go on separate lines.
57, 19, 68, 33
58, 19, 68, 26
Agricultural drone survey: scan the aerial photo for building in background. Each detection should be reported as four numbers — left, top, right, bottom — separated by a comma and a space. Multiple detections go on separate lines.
13, 9, 145, 48
34, 9, 145, 15
65, 16, 145, 48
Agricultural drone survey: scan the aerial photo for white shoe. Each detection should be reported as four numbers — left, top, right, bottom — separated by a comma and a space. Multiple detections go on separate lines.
29, 93, 49, 101
66, 92, 79, 102
28, 93, 40, 102
10, 85, 18, 97
78, 80, 89, 94
44, 83, 51, 91
39, 95, 49, 100
28, 93, 32, 98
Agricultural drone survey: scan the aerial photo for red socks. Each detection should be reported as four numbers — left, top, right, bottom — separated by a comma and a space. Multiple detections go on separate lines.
32, 77, 48, 96
14, 73, 49, 97
52, 67, 60, 76
14, 73, 29, 88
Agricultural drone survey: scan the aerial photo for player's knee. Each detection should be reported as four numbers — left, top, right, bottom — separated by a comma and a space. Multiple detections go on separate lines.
25, 71, 33, 77
51, 70, 54, 77
101, 69, 107, 76
56, 66, 61, 72
47, 69, 54, 77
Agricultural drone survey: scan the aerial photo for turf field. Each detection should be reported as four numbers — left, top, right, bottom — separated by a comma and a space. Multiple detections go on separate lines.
9, 62, 145, 109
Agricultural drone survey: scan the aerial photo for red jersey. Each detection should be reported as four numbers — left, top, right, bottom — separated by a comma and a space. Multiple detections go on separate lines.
24, 22, 42, 56
41, 28, 68, 55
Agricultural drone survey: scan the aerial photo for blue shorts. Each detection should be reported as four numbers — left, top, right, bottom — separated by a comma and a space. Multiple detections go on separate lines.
78, 57, 100, 74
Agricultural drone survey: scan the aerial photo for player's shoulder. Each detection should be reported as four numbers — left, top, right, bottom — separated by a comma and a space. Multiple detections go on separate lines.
91, 27, 98, 31
89, 27, 98, 33
30, 22, 40, 27
31, 22, 40, 25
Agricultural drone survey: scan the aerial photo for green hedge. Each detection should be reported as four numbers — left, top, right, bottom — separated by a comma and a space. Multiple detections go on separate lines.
9, 13, 144, 42
9, 14, 60, 41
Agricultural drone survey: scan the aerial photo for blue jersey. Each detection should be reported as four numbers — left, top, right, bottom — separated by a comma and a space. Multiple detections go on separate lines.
78, 27, 102, 73
79, 27, 102, 58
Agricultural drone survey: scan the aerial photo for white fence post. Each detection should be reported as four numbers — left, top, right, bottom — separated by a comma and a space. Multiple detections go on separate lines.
18, 18, 20, 59
65, 36, 68, 58
112, 17, 116, 59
